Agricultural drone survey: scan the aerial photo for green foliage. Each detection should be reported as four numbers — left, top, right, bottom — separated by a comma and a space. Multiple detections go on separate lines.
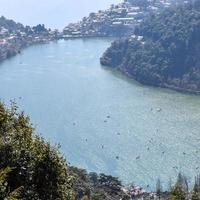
90, 192, 106, 200
69, 167, 127, 200
170, 185, 186, 200
6, 186, 24, 200
192, 175, 200, 200
101, 1, 200, 93
192, 186, 200, 200
32, 24, 48, 34
170, 174, 188, 200
99, 173, 121, 190
0, 102, 74, 200
156, 178, 163, 199
80, 195, 89, 200
0, 167, 23, 200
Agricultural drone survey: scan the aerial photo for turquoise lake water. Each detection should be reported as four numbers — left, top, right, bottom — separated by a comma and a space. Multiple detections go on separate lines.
0, 39, 200, 190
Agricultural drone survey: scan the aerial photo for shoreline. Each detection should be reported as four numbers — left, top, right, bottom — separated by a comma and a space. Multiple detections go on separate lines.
101, 63, 200, 96
2, 34, 200, 97
122, 70, 200, 96
0, 37, 60, 63
0, 36, 118, 66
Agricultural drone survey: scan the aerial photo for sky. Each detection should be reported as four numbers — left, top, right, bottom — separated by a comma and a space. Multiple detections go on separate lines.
0, 0, 122, 29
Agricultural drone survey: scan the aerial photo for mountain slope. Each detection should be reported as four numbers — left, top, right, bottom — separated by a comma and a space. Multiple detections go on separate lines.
101, 1, 200, 94
63, 0, 177, 38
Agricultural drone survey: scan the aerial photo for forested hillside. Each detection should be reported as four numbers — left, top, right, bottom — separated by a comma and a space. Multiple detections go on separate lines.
101, 1, 200, 94
0, 16, 25, 33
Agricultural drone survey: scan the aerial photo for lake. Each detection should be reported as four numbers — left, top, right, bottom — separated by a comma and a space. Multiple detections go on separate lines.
0, 38, 200, 190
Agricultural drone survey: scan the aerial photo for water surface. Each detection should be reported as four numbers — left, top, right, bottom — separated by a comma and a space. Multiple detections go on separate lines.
0, 39, 200, 189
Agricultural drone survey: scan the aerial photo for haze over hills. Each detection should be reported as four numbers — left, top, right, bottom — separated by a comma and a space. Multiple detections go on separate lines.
62, 0, 186, 38
0, 0, 122, 29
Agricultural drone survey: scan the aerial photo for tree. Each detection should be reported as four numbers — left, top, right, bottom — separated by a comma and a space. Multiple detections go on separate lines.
156, 178, 163, 199
192, 186, 200, 200
81, 195, 89, 200
89, 172, 98, 185
0, 102, 75, 200
170, 174, 188, 200
32, 24, 47, 34
170, 185, 186, 200
192, 175, 200, 200
0, 167, 23, 200
101, 1, 200, 94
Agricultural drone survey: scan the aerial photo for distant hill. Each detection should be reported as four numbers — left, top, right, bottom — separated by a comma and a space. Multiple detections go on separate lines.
127, 0, 187, 7
0, 16, 25, 32
101, 1, 200, 94
63, 0, 178, 38
0, 16, 49, 38
0, 16, 59, 61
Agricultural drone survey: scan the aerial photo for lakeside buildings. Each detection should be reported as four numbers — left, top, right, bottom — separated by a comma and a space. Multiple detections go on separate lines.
0, 0, 190, 61
63, 0, 189, 38
0, 17, 62, 61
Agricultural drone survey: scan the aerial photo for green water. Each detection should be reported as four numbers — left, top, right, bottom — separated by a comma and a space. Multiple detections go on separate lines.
0, 39, 200, 189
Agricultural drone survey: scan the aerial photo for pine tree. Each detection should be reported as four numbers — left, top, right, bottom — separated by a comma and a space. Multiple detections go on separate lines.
170, 185, 186, 200
170, 174, 188, 200
192, 175, 200, 200
192, 189, 200, 200
156, 178, 162, 200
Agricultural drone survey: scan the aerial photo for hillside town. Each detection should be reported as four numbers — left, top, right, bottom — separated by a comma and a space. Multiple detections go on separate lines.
0, 0, 190, 61
0, 16, 62, 62
63, 0, 189, 38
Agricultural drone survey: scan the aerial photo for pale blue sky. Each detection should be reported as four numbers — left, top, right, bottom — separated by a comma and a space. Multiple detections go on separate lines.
0, 0, 122, 29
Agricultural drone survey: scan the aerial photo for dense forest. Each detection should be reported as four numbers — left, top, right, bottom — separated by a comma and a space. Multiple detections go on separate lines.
101, 1, 200, 94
